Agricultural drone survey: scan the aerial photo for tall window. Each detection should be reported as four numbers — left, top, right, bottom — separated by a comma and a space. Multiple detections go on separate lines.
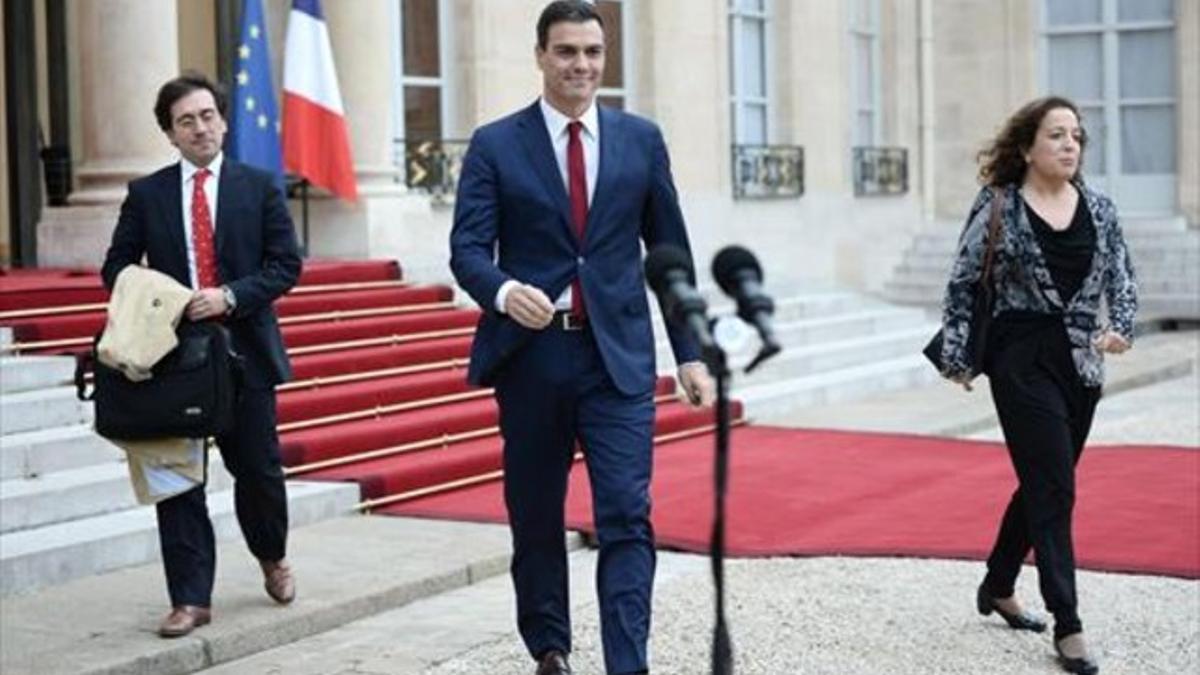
849, 0, 880, 146
1042, 0, 1177, 211
729, 0, 770, 145
594, 0, 632, 110
394, 0, 446, 147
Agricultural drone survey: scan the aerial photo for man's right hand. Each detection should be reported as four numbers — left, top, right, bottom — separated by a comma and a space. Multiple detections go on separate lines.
504, 283, 555, 330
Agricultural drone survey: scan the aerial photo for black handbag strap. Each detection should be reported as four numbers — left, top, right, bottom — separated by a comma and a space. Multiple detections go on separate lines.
74, 350, 95, 401
980, 186, 1005, 290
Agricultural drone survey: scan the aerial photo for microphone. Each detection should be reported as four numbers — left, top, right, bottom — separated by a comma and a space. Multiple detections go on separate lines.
644, 244, 717, 356
711, 245, 781, 372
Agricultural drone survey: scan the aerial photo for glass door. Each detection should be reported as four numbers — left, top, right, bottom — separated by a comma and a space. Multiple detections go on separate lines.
1042, 0, 1177, 215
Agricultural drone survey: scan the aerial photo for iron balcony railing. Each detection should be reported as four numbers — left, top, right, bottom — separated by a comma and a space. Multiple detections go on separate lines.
397, 138, 470, 200
852, 146, 909, 196
731, 144, 805, 200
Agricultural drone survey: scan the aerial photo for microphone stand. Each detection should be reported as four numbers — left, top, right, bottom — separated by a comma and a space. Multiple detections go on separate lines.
700, 339, 734, 675
700, 324, 778, 675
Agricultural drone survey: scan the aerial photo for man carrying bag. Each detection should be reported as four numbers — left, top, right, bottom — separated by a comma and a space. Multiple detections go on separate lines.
100, 72, 302, 638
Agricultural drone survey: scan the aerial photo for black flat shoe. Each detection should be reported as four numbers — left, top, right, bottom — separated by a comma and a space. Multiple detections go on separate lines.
1055, 636, 1099, 674
976, 583, 1048, 632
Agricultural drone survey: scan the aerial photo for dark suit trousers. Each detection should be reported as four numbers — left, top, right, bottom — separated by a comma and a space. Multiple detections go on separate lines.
156, 385, 289, 607
495, 325, 656, 675
983, 320, 1100, 638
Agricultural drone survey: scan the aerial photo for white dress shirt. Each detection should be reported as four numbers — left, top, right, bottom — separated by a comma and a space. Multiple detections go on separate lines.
180, 152, 223, 290
494, 98, 600, 313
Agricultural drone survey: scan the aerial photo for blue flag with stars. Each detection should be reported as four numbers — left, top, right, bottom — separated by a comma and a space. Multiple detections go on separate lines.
227, 0, 284, 191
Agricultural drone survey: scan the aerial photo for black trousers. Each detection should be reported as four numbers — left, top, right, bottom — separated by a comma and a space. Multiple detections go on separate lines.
156, 386, 289, 607
983, 320, 1100, 638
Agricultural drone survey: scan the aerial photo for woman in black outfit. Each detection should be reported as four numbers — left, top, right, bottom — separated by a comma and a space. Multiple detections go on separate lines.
938, 96, 1138, 675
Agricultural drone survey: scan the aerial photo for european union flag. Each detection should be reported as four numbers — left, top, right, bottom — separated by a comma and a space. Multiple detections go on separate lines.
227, 0, 284, 191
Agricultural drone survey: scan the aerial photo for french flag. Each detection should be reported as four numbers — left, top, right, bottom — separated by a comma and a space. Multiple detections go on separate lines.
282, 0, 358, 202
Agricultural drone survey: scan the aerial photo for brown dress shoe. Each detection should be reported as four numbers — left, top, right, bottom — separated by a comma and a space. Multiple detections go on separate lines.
536, 650, 572, 674
260, 558, 295, 604
158, 605, 211, 638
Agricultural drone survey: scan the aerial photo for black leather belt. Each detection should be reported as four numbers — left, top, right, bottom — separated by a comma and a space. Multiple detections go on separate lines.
551, 311, 587, 331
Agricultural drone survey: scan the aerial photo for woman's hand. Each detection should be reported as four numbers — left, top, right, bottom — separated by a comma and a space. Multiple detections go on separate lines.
1093, 330, 1131, 355
948, 372, 975, 392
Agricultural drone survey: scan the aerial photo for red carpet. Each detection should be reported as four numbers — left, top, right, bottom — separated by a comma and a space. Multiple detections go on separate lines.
288, 336, 473, 380
3, 258, 734, 523
13, 259, 1191, 579
384, 426, 1200, 579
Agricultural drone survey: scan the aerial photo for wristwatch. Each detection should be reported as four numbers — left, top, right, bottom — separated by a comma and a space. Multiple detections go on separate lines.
220, 285, 237, 315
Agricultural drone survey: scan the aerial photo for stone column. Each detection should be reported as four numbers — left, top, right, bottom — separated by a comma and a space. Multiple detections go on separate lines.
0, 1, 9, 264
322, 0, 401, 190
1179, 0, 1199, 225
298, 0, 463, 285
639, 0, 725, 194
37, 0, 179, 266
71, 0, 179, 202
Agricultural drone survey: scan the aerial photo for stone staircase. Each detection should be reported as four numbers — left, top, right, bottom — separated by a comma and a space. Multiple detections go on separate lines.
883, 216, 1200, 320
0, 333, 359, 597
654, 290, 940, 422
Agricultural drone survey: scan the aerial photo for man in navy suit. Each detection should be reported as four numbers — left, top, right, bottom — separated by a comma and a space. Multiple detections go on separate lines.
101, 73, 302, 638
449, 3, 715, 673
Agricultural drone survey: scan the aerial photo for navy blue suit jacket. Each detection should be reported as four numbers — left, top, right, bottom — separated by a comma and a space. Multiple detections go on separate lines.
449, 101, 699, 395
101, 159, 302, 388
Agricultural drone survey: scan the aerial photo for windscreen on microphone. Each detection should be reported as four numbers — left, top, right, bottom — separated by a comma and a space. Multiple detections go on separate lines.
711, 245, 762, 297
644, 244, 695, 294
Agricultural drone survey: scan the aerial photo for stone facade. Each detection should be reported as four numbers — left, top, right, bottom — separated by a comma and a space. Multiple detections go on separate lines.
4, 0, 1195, 291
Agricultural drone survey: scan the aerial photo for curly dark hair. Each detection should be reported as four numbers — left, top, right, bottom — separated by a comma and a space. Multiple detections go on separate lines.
978, 95, 1088, 187
153, 71, 227, 132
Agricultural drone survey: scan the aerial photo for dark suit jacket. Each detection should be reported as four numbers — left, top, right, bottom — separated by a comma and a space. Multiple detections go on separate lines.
101, 158, 302, 389
449, 101, 699, 395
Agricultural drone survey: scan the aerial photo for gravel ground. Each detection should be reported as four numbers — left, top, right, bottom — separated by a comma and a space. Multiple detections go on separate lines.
423, 373, 1200, 675
424, 554, 1200, 675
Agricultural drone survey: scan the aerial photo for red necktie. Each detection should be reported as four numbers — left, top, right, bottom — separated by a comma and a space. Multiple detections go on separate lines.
567, 121, 588, 318
191, 168, 219, 288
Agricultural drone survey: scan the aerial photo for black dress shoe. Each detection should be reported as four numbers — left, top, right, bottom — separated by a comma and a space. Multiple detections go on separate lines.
536, 650, 572, 675
1055, 637, 1099, 674
976, 583, 1047, 632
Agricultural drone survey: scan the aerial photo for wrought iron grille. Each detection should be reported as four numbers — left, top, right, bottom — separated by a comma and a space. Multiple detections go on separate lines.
852, 146, 908, 196
732, 144, 805, 200
400, 138, 469, 199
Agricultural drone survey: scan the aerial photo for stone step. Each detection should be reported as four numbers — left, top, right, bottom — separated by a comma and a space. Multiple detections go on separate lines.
651, 290, 875, 329
888, 274, 1200, 304
890, 263, 1200, 283
1140, 295, 1200, 320
656, 305, 930, 364
1121, 215, 1190, 232
672, 312, 931, 369
0, 479, 359, 597
732, 324, 939, 386
0, 423, 124, 480
903, 238, 1199, 258
0, 517, 527, 675
1130, 278, 1200, 295
910, 215, 1188, 234
0, 385, 92, 435
737, 354, 939, 422
907, 229, 1200, 255
0, 355, 77, 395
887, 272, 1200, 303
881, 278, 943, 295
0, 455, 233, 534
880, 283, 942, 306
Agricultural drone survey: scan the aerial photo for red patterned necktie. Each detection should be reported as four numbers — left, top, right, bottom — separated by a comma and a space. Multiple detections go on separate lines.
191, 168, 219, 288
567, 121, 588, 318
